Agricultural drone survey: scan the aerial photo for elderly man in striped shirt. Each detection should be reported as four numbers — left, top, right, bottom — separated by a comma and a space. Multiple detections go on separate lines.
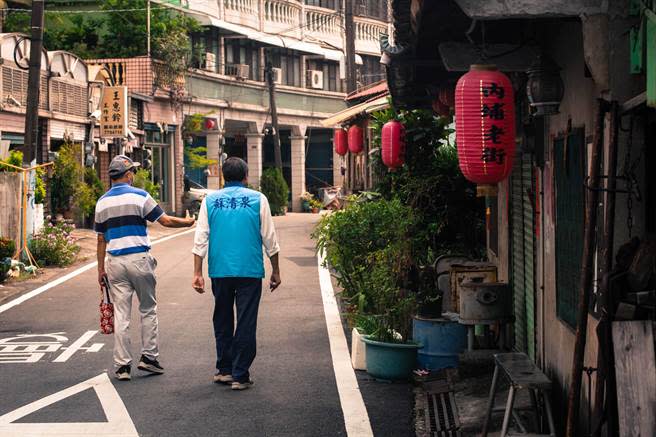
95, 155, 195, 381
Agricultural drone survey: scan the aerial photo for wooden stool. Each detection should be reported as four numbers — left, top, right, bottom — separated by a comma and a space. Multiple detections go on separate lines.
481, 353, 556, 437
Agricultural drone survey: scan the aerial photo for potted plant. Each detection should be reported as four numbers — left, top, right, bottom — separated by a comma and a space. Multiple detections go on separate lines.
309, 198, 322, 213
356, 248, 420, 380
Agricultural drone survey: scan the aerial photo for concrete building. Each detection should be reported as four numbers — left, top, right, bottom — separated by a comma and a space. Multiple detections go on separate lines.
169, 0, 389, 211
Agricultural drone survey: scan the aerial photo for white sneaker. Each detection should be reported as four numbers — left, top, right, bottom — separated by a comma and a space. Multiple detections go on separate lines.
213, 373, 234, 384
231, 379, 254, 391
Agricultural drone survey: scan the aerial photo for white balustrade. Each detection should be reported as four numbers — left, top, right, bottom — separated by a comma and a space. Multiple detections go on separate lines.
304, 5, 341, 47
355, 17, 386, 54
263, 0, 302, 38
223, 0, 259, 29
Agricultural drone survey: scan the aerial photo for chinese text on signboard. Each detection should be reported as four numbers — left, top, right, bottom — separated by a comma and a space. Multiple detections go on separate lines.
100, 86, 128, 138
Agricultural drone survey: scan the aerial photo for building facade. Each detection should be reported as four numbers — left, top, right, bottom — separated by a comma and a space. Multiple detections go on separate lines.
382, 0, 653, 434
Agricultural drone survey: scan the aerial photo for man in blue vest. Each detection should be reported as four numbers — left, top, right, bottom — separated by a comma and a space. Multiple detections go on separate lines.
192, 157, 281, 390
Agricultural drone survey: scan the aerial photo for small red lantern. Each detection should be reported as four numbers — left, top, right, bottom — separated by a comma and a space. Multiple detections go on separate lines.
204, 118, 217, 130
455, 65, 516, 186
348, 125, 364, 154
334, 128, 348, 156
381, 120, 405, 169
439, 87, 455, 108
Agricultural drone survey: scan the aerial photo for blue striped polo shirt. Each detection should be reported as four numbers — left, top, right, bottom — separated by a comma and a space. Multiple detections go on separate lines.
93, 183, 164, 256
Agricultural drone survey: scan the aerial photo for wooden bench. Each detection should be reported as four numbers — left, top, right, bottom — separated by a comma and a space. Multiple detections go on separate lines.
481, 353, 556, 437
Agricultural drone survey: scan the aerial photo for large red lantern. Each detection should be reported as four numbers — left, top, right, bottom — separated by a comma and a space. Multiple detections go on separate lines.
334, 128, 348, 156
455, 65, 516, 185
381, 120, 405, 169
348, 125, 364, 154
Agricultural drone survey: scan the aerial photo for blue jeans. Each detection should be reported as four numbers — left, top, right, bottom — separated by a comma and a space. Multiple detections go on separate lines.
211, 277, 262, 383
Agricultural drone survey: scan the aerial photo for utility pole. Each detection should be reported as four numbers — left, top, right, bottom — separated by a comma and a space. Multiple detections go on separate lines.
265, 60, 283, 171
344, 0, 357, 94
24, 0, 45, 164
147, 0, 151, 57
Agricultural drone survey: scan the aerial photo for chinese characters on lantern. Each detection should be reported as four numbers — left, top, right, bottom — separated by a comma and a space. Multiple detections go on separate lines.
100, 86, 128, 138
481, 83, 506, 165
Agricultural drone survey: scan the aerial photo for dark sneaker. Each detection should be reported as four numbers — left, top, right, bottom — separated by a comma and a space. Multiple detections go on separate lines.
137, 355, 164, 375
231, 379, 253, 391
115, 365, 131, 381
213, 373, 234, 384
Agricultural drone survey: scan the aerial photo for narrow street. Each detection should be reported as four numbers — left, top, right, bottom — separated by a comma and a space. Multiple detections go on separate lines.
0, 214, 412, 437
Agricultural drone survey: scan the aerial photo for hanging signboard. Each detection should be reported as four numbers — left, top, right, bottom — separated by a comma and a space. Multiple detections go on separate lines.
99, 86, 128, 138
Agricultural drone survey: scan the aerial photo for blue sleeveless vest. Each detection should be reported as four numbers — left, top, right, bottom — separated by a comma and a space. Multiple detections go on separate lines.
205, 183, 264, 278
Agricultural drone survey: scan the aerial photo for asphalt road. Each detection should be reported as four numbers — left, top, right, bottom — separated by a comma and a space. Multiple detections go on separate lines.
0, 214, 413, 437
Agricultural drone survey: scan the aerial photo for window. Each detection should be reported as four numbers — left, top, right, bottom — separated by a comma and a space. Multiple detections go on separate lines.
358, 0, 388, 21
144, 127, 174, 204
307, 60, 343, 92
304, 0, 337, 10
357, 55, 384, 87
554, 131, 586, 328
224, 38, 261, 80
266, 49, 301, 87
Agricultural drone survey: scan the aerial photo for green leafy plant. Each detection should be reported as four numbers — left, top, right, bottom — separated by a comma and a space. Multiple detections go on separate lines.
51, 143, 82, 214
185, 146, 217, 170
368, 107, 485, 312
309, 198, 322, 210
34, 168, 46, 204
0, 150, 23, 171
313, 197, 416, 342
260, 168, 289, 215
0, 237, 16, 260
29, 222, 80, 267
132, 169, 160, 201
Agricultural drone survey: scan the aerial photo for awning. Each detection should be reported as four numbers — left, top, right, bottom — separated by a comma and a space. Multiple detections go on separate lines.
321, 94, 389, 127
157, 1, 362, 64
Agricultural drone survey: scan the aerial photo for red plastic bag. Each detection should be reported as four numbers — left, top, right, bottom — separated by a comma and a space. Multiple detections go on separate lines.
100, 276, 114, 335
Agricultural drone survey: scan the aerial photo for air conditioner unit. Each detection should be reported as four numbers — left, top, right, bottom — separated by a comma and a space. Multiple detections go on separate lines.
308, 70, 324, 89
271, 67, 283, 85
236, 64, 250, 79
204, 52, 216, 72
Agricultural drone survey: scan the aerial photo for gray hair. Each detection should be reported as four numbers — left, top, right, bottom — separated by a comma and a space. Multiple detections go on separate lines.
222, 157, 248, 182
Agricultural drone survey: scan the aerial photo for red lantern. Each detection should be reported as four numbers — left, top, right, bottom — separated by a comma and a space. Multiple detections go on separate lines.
439, 87, 455, 108
334, 128, 348, 156
381, 120, 405, 169
204, 118, 217, 130
348, 125, 364, 154
455, 65, 516, 185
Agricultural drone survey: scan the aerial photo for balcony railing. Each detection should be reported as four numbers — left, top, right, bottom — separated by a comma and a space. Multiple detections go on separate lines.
264, 0, 303, 38
210, 0, 386, 54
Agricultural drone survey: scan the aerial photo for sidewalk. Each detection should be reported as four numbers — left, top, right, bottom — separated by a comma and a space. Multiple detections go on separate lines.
0, 222, 182, 305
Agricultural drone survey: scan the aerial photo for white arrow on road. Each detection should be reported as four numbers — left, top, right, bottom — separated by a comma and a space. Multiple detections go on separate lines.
0, 373, 138, 436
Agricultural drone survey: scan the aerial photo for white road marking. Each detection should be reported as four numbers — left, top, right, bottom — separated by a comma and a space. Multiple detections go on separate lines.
0, 228, 196, 315
53, 330, 103, 363
0, 373, 138, 436
317, 251, 374, 437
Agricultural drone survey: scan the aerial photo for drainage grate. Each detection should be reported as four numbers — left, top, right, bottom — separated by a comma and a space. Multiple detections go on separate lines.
424, 384, 461, 437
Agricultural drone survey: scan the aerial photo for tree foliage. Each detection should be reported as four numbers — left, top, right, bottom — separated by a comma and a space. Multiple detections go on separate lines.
260, 168, 289, 216
3, 2, 199, 61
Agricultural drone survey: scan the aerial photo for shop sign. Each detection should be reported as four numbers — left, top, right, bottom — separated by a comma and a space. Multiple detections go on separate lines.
100, 86, 128, 138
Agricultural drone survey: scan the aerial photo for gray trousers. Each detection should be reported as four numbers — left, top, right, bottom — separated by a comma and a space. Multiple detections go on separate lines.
106, 251, 159, 367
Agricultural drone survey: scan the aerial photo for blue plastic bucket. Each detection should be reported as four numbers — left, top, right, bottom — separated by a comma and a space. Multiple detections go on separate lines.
362, 336, 421, 381
412, 317, 467, 370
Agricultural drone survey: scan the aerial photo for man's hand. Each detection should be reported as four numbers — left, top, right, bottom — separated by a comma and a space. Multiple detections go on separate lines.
98, 269, 107, 288
192, 274, 205, 294
158, 214, 196, 228
269, 271, 281, 292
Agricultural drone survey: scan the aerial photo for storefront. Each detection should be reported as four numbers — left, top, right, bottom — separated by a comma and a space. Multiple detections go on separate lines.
144, 123, 176, 212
